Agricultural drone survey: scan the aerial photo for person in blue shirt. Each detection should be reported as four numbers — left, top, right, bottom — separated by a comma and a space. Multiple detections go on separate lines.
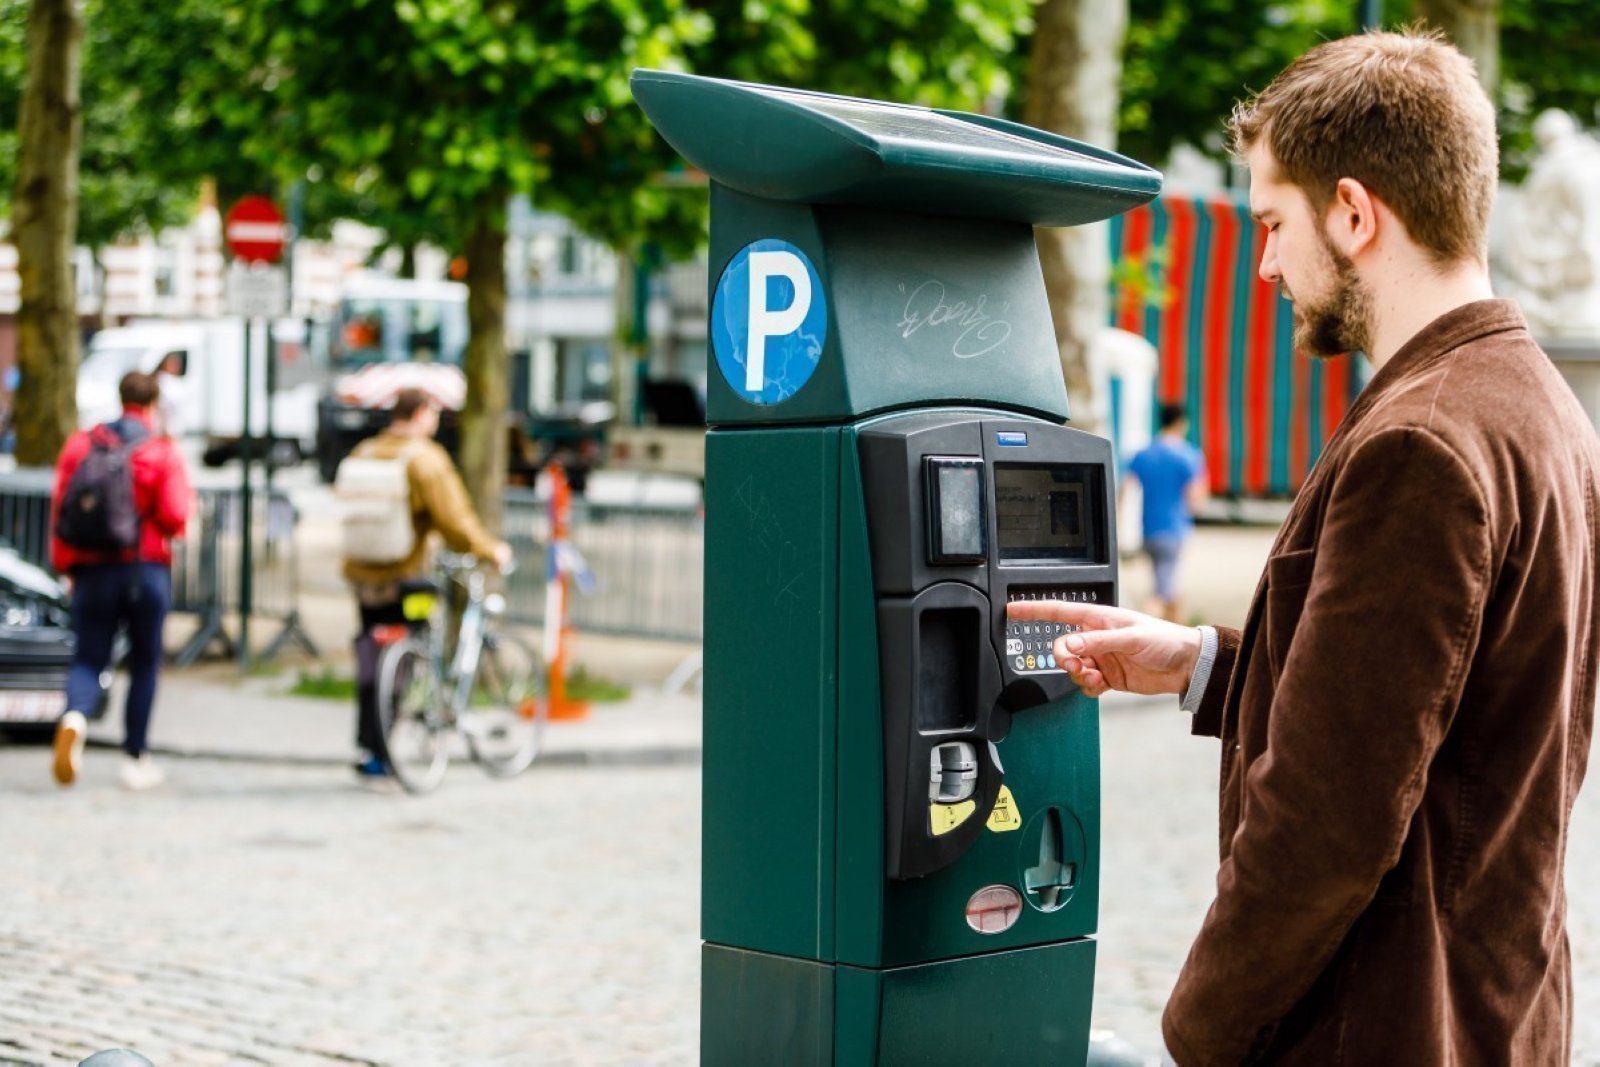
1124, 403, 1209, 621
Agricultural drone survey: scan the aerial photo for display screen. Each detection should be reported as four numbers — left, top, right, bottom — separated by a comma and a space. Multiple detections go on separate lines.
928, 458, 986, 562
994, 464, 1106, 563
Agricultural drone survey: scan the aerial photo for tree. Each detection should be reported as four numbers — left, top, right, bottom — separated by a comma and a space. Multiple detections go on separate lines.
201, 0, 716, 530
1114, 0, 1350, 174
1413, 0, 1498, 92
9, 0, 82, 466
1022, 0, 1129, 430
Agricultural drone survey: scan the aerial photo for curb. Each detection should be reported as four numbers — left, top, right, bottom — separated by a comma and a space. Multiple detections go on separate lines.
86, 736, 703, 769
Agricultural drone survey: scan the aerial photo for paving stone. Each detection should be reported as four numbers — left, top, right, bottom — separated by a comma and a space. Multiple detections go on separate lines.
4, 712, 1599, 1063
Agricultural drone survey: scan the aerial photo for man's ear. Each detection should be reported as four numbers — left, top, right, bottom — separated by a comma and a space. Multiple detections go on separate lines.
1325, 177, 1378, 259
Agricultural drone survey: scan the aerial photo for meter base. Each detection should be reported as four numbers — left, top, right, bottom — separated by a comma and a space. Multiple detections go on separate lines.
702, 939, 1096, 1066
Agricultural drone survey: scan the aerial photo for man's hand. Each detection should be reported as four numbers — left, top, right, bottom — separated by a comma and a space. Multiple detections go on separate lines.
1006, 600, 1203, 698
491, 541, 515, 574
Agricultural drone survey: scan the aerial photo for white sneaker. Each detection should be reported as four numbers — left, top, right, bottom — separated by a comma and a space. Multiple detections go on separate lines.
119, 754, 165, 792
52, 711, 87, 787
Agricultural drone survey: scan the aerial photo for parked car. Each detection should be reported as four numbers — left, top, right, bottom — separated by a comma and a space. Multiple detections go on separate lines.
0, 543, 109, 740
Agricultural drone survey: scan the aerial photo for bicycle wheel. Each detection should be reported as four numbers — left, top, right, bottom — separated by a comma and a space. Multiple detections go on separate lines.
464, 630, 546, 778
376, 635, 451, 794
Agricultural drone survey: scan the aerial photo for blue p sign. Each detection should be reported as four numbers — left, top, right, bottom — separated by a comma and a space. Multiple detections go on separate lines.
712, 239, 826, 405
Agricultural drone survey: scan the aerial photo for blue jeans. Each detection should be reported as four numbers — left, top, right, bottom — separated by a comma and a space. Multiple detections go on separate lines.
1143, 534, 1185, 602
67, 563, 171, 756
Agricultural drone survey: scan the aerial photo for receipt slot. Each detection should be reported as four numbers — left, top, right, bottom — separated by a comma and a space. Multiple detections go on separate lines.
632, 71, 1160, 1065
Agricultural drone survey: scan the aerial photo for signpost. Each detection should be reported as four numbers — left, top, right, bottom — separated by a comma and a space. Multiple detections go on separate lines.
224, 196, 288, 671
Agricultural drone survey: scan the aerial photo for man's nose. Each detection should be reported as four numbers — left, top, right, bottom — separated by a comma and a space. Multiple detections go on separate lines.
1257, 238, 1280, 286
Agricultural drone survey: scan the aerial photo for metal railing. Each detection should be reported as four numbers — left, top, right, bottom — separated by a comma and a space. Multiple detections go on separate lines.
0, 471, 707, 649
0, 470, 318, 665
501, 489, 704, 642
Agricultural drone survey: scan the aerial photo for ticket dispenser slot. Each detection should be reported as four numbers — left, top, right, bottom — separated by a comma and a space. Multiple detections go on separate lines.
879, 582, 1005, 879
862, 412, 1116, 883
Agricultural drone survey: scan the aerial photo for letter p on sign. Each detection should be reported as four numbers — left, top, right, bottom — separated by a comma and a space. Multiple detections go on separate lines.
745, 251, 812, 393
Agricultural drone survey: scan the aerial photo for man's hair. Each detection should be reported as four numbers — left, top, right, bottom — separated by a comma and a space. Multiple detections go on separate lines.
1228, 30, 1498, 266
119, 371, 159, 408
1159, 402, 1189, 432
391, 388, 433, 423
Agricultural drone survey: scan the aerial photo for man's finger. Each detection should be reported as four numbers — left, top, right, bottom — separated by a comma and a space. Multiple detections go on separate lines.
1052, 628, 1148, 663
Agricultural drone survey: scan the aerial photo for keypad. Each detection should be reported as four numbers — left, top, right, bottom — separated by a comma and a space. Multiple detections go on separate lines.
1004, 586, 1105, 674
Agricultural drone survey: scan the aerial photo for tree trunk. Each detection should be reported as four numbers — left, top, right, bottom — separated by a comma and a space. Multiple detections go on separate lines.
1413, 0, 1498, 94
459, 212, 509, 535
11, 0, 83, 466
1023, 0, 1128, 433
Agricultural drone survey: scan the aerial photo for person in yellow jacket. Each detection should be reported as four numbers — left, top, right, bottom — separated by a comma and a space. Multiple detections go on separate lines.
342, 387, 510, 777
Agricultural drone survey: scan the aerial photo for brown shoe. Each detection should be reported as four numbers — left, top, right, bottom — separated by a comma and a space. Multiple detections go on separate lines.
52, 711, 86, 786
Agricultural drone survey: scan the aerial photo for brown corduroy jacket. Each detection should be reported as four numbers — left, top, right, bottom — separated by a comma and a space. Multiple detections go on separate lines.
1163, 301, 1600, 1065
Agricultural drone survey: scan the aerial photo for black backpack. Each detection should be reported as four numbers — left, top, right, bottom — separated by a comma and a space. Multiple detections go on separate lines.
55, 420, 150, 552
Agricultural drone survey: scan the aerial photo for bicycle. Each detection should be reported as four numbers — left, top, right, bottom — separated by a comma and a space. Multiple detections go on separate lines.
374, 551, 546, 793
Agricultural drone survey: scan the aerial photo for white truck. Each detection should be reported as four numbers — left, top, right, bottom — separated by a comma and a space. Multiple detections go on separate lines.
77, 318, 323, 466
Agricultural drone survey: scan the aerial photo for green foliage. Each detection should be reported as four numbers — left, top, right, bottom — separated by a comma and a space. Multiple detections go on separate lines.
0, 0, 227, 247
563, 664, 631, 703
1111, 0, 1354, 169
1496, 0, 1600, 178
290, 668, 358, 700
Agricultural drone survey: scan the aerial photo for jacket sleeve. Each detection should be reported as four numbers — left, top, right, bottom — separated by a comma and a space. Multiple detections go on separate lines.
48, 433, 87, 573
146, 442, 194, 538
1162, 426, 1493, 1066
412, 448, 500, 559
1190, 626, 1241, 739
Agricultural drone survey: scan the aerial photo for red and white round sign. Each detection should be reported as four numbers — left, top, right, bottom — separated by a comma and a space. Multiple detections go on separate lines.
224, 196, 287, 264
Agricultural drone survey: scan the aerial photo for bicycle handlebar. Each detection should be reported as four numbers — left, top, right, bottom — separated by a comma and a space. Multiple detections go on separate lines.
434, 550, 519, 578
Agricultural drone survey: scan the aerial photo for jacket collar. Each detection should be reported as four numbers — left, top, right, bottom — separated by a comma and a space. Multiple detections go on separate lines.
1366, 299, 1529, 394
1333, 299, 1529, 436
119, 406, 157, 430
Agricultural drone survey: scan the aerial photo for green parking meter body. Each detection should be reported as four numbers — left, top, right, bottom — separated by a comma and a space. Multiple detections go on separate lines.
632, 70, 1160, 1065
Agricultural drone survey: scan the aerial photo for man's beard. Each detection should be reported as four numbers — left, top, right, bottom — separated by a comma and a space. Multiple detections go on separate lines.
1286, 236, 1373, 359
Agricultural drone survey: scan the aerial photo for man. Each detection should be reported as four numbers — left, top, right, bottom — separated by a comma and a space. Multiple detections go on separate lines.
1011, 31, 1600, 1064
154, 350, 189, 439
51, 371, 193, 791
1124, 402, 1209, 621
341, 387, 510, 777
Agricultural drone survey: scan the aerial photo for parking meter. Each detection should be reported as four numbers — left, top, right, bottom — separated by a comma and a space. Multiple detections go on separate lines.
632, 71, 1160, 1065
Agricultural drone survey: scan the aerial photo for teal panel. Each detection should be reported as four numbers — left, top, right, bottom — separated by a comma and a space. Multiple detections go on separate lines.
835, 434, 887, 965
707, 186, 851, 427
822, 209, 1069, 425
702, 427, 840, 959
872, 939, 1097, 1065
835, 966, 884, 1067
876, 692, 1102, 968
706, 189, 1072, 428
703, 945, 834, 1066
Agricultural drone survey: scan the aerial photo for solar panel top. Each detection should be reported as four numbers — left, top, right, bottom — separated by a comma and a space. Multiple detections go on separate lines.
758, 90, 1108, 168
631, 69, 1162, 225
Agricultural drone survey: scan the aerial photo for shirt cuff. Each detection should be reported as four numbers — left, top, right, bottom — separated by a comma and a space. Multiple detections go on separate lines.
1179, 625, 1218, 715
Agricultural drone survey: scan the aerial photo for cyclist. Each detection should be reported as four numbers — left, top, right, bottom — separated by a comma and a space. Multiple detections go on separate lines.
340, 387, 511, 778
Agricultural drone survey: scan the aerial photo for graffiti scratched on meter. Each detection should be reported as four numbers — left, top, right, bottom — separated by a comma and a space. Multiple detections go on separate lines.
712, 239, 827, 405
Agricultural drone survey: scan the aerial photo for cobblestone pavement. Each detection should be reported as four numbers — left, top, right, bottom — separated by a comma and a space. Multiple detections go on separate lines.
0, 755, 699, 1066
4, 706, 1600, 1066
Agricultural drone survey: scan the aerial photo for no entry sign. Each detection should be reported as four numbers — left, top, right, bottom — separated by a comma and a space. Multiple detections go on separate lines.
224, 196, 287, 264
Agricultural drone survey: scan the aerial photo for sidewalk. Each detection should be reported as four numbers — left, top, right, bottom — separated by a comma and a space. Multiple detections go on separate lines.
87, 665, 703, 767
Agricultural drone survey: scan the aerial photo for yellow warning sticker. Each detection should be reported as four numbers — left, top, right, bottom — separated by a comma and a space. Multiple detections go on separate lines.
987, 785, 1022, 832
930, 800, 977, 837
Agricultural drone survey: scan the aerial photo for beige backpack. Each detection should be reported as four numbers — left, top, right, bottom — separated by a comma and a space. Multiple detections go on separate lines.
335, 440, 426, 564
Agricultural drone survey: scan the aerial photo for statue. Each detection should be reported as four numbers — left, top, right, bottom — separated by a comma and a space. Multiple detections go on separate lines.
1501, 110, 1600, 339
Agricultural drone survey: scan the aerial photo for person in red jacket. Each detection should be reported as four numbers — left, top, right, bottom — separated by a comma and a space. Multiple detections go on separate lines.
50, 371, 193, 790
